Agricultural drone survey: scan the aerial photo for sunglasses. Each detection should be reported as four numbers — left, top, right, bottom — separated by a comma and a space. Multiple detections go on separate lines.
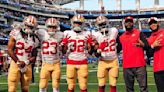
125, 19, 133, 23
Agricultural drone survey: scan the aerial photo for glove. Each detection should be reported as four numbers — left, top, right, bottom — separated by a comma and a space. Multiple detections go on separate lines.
68, 42, 75, 51
20, 66, 27, 73
98, 40, 108, 52
24, 60, 30, 65
17, 61, 27, 73
61, 35, 71, 46
86, 35, 94, 45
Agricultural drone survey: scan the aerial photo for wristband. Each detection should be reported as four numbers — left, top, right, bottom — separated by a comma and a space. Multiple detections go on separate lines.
151, 45, 154, 49
97, 49, 102, 53
24, 60, 30, 65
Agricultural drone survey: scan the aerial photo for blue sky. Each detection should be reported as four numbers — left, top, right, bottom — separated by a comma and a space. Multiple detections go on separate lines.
62, 0, 164, 10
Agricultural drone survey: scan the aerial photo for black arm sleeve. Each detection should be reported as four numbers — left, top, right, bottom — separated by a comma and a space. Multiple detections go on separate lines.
88, 45, 95, 55
117, 36, 122, 53
140, 32, 149, 50
31, 48, 38, 57
140, 32, 154, 58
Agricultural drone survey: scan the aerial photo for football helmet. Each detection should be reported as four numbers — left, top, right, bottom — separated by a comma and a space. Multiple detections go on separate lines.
96, 16, 109, 35
23, 15, 37, 34
71, 14, 85, 32
23, 15, 37, 27
45, 18, 60, 35
96, 16, 108, 25
71, 14, 85, 23
46, 18, 59, 27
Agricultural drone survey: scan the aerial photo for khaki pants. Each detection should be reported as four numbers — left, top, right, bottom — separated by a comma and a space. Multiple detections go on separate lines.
66, 64, 88, 90
39, 62, 61, 89
8, 60, 32, 92
97, 59, 119, 86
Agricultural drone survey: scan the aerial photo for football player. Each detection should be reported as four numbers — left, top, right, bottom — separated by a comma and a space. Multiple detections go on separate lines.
94, 16, 119, 92
8, 15, 39, 92
61, 14, 93, 92
37, 18, 63, 92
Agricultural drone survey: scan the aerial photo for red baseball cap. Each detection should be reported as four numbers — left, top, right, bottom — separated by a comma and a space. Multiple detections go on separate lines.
125, 16, 134, 22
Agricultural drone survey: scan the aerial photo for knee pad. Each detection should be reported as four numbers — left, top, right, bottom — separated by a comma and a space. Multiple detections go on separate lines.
97, 68, 106, 79
39, 79, 48, 88
98, 77, 106, 87
39, 69, 49, 88
68, 83, 75, 90
52, 80, 60, 88
79, 82, 87, 90
67, 78, 75, 91
110, 67, 119, 78
109, 77, 117, 87
67, 74, 76, 90
52, 72, 60, 88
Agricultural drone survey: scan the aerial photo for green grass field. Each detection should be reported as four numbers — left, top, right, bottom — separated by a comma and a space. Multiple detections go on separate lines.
0, 64, 157, 92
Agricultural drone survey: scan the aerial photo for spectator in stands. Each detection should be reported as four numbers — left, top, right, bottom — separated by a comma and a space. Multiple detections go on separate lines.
147, 17, 164, 92
119, 16, 149, 92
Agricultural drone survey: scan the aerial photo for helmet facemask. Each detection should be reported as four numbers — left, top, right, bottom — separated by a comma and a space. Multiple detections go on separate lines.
22, 25, 36, 34
47, 26, 58, 36
98, 22, 109, 36
23, 15, 37, 34
96, 16, 109, 36
72, 22, 83, 33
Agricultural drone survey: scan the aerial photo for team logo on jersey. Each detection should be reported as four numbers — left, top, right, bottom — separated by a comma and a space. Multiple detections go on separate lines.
132, 34, 136, 37
159, 34, 163, 37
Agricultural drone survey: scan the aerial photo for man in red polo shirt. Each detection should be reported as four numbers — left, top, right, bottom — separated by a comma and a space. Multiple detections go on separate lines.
147, 17, 164, 92
119, 16, 149, 92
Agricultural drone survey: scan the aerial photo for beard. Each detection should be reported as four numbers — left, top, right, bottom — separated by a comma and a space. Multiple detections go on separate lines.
125, 25, 133, 32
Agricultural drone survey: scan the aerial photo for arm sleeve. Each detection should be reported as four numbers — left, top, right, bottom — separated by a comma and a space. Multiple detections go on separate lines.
140, 32, 149, 50
140, 32, 154, 57
117, 36, 122, 53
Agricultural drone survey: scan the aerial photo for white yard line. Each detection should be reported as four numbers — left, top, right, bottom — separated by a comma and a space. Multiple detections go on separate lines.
0, 82, 156, 85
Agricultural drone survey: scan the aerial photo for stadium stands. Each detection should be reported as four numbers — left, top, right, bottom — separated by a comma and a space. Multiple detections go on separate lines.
0, 0, 164, 35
